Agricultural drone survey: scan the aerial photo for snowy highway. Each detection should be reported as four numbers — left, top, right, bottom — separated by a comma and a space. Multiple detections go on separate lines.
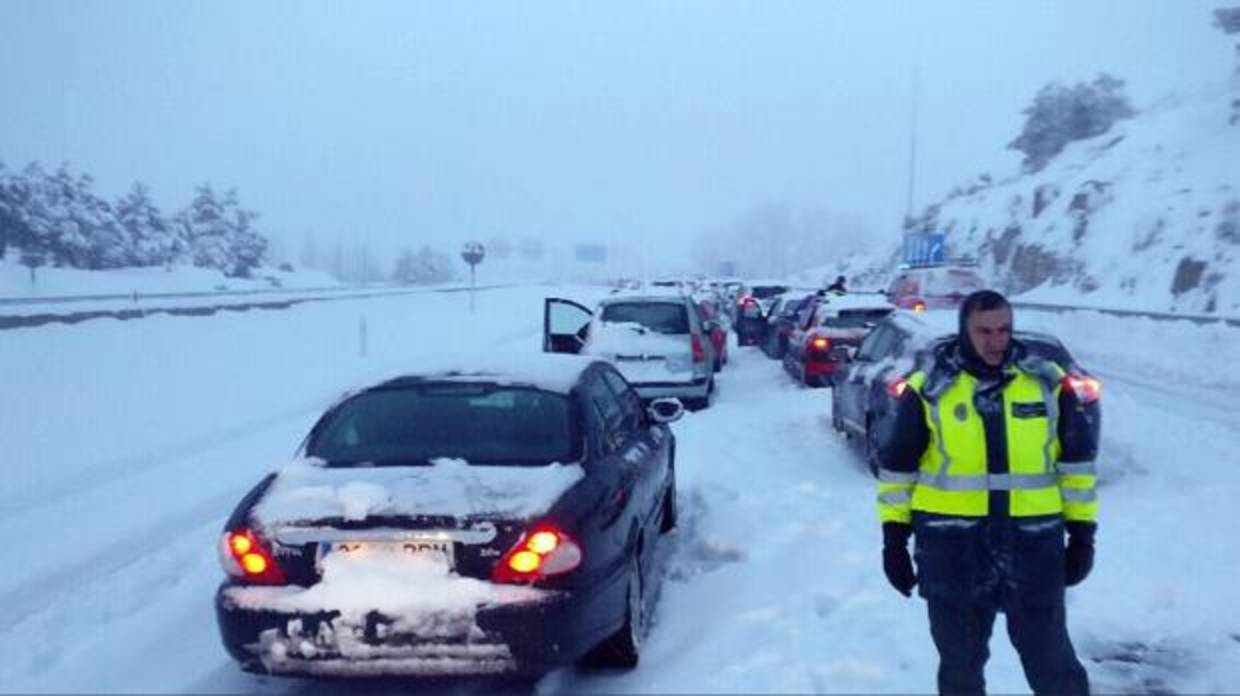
3, 285, 1239, 694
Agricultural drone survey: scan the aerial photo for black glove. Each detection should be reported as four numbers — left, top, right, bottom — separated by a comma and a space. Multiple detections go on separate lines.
882, 522, 917, 597
1064, 521, 1096, 587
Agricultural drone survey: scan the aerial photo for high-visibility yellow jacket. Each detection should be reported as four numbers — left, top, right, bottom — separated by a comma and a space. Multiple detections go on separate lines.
876, 356, 1098, 524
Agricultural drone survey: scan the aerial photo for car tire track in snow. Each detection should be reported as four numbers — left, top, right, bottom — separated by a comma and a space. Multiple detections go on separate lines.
0, 399, 325, 518
0, 486, 242, 633
551, 343, 910, 694
1091, 367, 1239, 429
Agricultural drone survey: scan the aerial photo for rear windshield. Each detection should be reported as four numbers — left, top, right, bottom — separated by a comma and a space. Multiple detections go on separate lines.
822, 308, 894, 328
749, 285, 788, 299
600, 302, 689, 334
306, 384, 576, 466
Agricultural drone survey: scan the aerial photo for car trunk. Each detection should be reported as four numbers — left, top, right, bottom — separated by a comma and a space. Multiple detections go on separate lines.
586, 323, 695, 384
261, 513, 528, 586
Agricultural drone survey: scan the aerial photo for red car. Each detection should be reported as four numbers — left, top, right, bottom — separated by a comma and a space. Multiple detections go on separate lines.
886, 265, 985, 311
783, 296, 895, 387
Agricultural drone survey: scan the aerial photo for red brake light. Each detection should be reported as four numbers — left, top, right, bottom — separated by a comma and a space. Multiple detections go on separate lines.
493, 524, 582, 584
220, 528, 287, 585
887, 377, 909, 399
692, 334, 706, 363
1062, 374, 1102, 404
911, 300, 927, 313
809, 336, 831, 352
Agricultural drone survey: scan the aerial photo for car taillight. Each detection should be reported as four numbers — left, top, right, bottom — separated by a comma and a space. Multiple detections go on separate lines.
219, 527, 287, 585
887, 377, 909, 399
809, 336, 831, 352
1062, 373, 1102, 404
692, 334, 706, 363
492, 524, 582, 583
911, 300, 927, 313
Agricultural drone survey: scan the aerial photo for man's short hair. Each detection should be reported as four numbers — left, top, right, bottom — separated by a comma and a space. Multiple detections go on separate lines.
960, 290, 1010, 321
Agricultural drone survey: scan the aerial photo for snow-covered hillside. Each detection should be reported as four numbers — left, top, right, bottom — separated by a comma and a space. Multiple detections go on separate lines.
915, 84, 1240, 315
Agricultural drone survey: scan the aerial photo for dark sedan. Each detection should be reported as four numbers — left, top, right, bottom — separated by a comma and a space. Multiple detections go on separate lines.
831, 311, 1101, 475
760, 292, 817, 359
215, 355, 681, 679
734, 283, 789, 346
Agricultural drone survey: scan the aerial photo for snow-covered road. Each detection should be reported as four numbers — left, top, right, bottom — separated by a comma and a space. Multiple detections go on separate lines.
2, 285, 1238, 694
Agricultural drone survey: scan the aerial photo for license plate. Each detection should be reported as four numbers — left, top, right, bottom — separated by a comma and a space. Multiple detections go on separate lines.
316, 539, 455, 569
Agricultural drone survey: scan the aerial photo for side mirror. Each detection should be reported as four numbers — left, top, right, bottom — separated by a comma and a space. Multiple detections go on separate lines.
646, 398, 685, 424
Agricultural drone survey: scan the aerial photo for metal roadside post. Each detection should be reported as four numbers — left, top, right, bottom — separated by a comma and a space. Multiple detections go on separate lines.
461, 241, 485, 314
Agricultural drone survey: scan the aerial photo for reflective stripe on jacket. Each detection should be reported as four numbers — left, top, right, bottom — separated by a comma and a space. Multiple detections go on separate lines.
876, 358, 1098, 523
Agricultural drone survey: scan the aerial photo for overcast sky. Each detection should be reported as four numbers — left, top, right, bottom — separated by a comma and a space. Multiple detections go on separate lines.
0, 1, 1230, 269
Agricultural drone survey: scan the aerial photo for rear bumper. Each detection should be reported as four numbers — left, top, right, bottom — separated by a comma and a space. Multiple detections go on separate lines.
734, 318, 766, 344
630, 375, 710, 402
215, 580, 618, 678
804, 359, 841, 376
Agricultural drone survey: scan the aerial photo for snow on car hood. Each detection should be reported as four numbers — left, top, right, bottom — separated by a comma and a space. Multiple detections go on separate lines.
252, 457, 585, 527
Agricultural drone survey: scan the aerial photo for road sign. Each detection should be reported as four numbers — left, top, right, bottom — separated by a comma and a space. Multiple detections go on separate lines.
903, 233, 945, 266
461, 241, 485, 266
574, 243, 607, 263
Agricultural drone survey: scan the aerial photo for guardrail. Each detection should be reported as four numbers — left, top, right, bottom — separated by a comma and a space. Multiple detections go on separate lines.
0, 284, 359, 307
1010, 300, 1240, 328
848, 290, 1240, 328
0, 283, 524, 331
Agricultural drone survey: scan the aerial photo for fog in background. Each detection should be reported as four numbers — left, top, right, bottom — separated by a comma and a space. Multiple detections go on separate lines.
0, 0, 1229, 276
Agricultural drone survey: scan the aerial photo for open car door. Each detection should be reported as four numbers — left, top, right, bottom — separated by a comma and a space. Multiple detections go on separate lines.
543, 297, 593, 354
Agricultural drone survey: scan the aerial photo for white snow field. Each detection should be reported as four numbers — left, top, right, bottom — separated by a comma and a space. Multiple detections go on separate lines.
2, 284, 1238, 694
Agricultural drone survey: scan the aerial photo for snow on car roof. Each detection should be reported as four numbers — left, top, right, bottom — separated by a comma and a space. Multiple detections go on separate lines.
814, 293, 896, 313
598, 293, 687, 305
360, 353, 600, 395
889, 309, 1070, 356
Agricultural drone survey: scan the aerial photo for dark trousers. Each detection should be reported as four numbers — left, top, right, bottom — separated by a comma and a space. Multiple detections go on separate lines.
927, 599, 1089, 696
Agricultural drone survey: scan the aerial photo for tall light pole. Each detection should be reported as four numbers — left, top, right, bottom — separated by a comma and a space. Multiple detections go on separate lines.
461, 241, 485, 313
905, 66, 920, 231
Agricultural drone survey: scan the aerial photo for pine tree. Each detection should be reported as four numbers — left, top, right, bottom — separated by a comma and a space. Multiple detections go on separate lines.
299, 233, 319, 270
176, 183, 230, 271
226, 192, 266, 278
0, 160, 14, 259
1007, 74, 1136, 172
175, 184, 267, 277
393, 247, 416, 283
116, 182, 177, 266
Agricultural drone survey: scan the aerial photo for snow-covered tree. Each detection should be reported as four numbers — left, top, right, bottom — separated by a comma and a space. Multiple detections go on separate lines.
227, 197, 266, 278
299, 233, 319, 270
115, 182, 178, 266
330, 241, 345, 281
1216, 6, 1240, 33
175, 184, 229, 271
174, 184, 267, 277
0, 160, 18, 259
1008, 74, 1136, 172
486, 236, 512, 259
392, 247, 417, 283
1214, 7, 1240, 124
414, 244, 455, 283
691, 202, 871, 278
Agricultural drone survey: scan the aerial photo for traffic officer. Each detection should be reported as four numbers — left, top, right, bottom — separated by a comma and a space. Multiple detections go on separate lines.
875, 289, 1100, 695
